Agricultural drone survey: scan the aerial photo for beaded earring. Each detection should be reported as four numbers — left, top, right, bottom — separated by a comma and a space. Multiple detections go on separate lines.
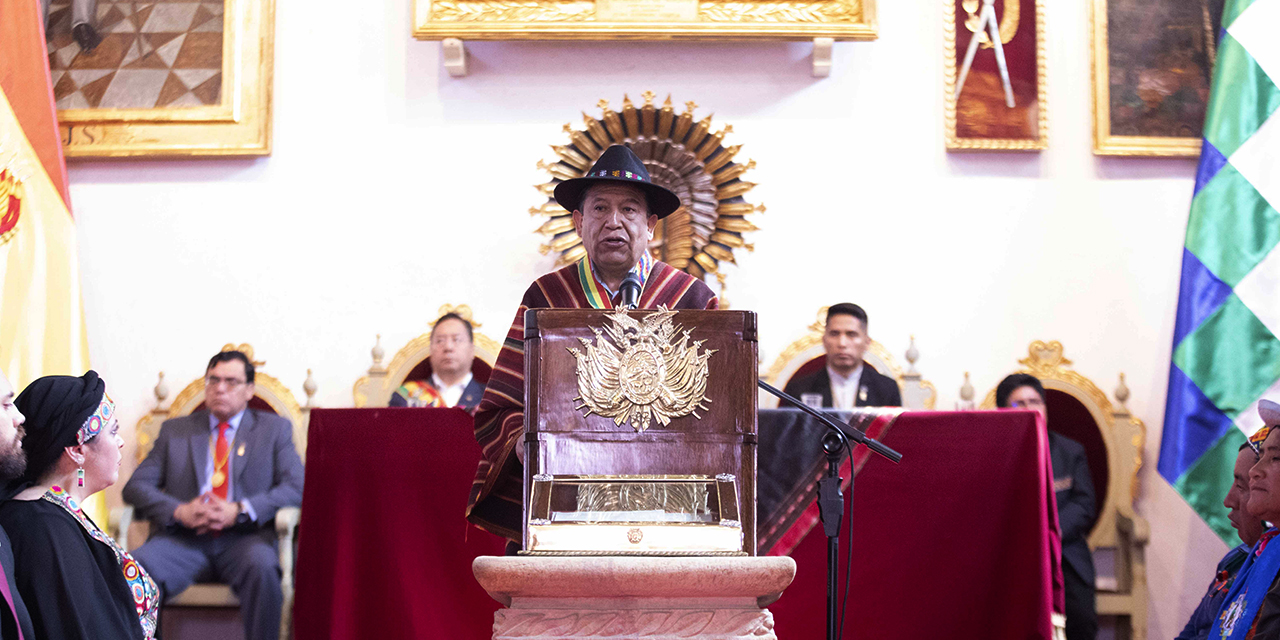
76, 467, 84, 487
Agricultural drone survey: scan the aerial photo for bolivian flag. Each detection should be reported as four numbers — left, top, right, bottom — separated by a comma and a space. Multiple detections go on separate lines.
1158, 0, 1280, 544
1, 0, 101, 521
0, 0, 89, 387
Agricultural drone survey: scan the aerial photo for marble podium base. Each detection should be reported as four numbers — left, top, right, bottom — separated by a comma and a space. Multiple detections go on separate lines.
472, 556, 797, 640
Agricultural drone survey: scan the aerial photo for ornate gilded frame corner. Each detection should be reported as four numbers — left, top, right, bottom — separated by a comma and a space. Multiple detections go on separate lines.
979, 340, 1143, 550
943, 0, 1048, 151
1088, 0, 1202, 157
352, 304, 502, 408
414, 0, 876, 40
135, 344, 307, 463
760, 306, 934, 409
58, 0, 274, 158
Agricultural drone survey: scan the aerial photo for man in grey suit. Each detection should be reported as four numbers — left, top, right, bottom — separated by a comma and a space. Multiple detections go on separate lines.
124, 350, 304, 640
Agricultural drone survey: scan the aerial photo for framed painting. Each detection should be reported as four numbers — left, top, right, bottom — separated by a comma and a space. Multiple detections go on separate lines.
942, 0, 1047, 151
46, 0, 274, 158
413, 0, 877, 40
1089, 0, 1216, 156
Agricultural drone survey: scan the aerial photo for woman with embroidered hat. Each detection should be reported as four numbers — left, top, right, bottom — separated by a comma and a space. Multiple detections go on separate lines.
0, 371, 159, 639
1210, 399, 1280, 639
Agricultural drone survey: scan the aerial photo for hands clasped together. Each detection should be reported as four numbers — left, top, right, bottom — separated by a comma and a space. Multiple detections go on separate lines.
173, 493, 241, 534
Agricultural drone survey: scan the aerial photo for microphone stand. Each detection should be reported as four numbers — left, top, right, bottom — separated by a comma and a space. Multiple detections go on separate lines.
757, 380, 903, 640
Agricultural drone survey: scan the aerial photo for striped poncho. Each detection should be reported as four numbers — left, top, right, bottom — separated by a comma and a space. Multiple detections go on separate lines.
465, 259, 718, 541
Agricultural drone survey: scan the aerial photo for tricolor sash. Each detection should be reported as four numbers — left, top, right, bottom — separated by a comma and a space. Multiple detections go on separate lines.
1211, 529, 1280, 640
575, 252, 654, 309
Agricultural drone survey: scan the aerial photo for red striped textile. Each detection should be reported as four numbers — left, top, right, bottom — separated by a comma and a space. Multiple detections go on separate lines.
465, 260, 718, 541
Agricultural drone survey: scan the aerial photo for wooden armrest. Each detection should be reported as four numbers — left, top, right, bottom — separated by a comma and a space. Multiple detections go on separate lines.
110, 505, 134, 549
276, 506, 300, 538
275, 506, 300, 640
276, 507, 300, 591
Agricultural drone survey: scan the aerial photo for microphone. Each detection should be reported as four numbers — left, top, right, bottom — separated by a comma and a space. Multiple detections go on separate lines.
619, 273, 642, 309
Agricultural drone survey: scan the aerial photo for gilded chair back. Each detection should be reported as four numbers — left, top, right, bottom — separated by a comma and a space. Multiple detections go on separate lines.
979, 340, 1144, 548
980, 340, 1149, 640
760, 306, 936, 410
352, 304, 501, 407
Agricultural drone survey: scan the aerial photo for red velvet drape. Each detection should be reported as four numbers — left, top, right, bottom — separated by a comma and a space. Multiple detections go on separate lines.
293, 410, 1060, 640
768, 411, 1062, 640
294, 408, 506, 640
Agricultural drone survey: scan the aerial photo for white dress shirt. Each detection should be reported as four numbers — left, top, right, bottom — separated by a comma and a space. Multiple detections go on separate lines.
432, 372, 473, 408
828, 363, 863, 411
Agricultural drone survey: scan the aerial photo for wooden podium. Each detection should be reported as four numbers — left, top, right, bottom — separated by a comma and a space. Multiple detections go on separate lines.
522, 308, 759, 555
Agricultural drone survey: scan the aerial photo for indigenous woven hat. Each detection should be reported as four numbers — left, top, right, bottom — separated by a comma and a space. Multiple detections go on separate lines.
1249, 399, 1280, 452
553, 145, 682, 219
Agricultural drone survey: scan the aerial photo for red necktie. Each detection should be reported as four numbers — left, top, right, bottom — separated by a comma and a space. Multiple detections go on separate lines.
212, 422, 230, 500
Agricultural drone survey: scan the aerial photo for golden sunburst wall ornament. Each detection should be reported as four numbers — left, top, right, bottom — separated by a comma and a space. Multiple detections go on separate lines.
533, 92, 764, 287
568, 306, 717, 433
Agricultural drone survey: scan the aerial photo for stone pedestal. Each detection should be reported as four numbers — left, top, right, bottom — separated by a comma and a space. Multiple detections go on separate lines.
472, 556, 797, 640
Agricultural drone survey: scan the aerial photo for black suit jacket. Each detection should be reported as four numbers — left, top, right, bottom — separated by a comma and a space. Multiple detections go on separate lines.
1049, 431, 1097, 586
782, 361, 902, 408
0, 525, 34, 640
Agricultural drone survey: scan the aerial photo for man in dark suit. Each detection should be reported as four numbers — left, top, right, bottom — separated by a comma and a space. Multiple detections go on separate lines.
391, 312, 487, 411
123, 350, 305, 640
997, 373, 1097, 640
783, 303, 901, 409
0, 367, 35, 639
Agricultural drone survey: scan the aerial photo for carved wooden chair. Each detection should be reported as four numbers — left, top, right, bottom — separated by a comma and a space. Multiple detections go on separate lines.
980, 340, 1149, 640
759, 306, 937, 410
352, 304, 501, 407
112, 343, 313, 640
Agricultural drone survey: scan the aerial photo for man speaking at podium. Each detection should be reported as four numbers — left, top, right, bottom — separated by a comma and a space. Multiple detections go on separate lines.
466, 145, 719, 546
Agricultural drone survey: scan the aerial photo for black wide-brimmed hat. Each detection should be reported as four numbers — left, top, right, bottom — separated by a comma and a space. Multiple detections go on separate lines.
553, 145, 682, 219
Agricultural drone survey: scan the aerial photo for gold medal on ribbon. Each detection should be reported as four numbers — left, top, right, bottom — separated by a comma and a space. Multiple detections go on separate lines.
212, 470, 227, 488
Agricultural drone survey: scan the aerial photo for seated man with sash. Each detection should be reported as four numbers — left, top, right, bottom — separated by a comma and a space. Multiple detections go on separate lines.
1177, 441, 1265, 639
1211, 399, 1280, 639
390, 312, 486, 412
466, 144, 718, 546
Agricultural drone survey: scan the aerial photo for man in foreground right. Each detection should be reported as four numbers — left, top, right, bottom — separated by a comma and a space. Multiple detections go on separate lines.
1176, 441, 1265, 639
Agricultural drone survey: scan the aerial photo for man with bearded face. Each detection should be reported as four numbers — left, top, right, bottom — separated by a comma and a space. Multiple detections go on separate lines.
465, 145, 718, 544
0, 368, 35, 639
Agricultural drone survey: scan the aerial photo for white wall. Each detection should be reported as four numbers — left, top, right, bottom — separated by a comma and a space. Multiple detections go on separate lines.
63, 0, 1218, 635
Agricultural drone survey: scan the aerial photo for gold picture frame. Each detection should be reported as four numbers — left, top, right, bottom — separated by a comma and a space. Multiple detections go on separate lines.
55, 0, 274, 158
1088, 0, 1208, 157
413, 0, 877, 40
942, 0, 1048, 151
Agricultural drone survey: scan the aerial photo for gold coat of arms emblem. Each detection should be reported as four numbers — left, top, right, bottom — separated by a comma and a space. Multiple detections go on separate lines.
568, 306, 716, 432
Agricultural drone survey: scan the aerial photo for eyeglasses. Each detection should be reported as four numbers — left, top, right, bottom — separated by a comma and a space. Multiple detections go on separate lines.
206, 376, 247, 389
431, 335, 469, 346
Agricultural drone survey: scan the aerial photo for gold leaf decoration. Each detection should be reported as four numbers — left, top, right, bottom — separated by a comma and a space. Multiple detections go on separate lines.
699, 0, 861, 22
430, 0, 594, 21
568, 307, 716, 433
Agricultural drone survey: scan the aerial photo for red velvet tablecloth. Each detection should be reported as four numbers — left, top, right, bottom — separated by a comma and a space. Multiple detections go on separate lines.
765, 410, 1063, 640
293, 408, 1060, 640
293, 408, 507, 640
